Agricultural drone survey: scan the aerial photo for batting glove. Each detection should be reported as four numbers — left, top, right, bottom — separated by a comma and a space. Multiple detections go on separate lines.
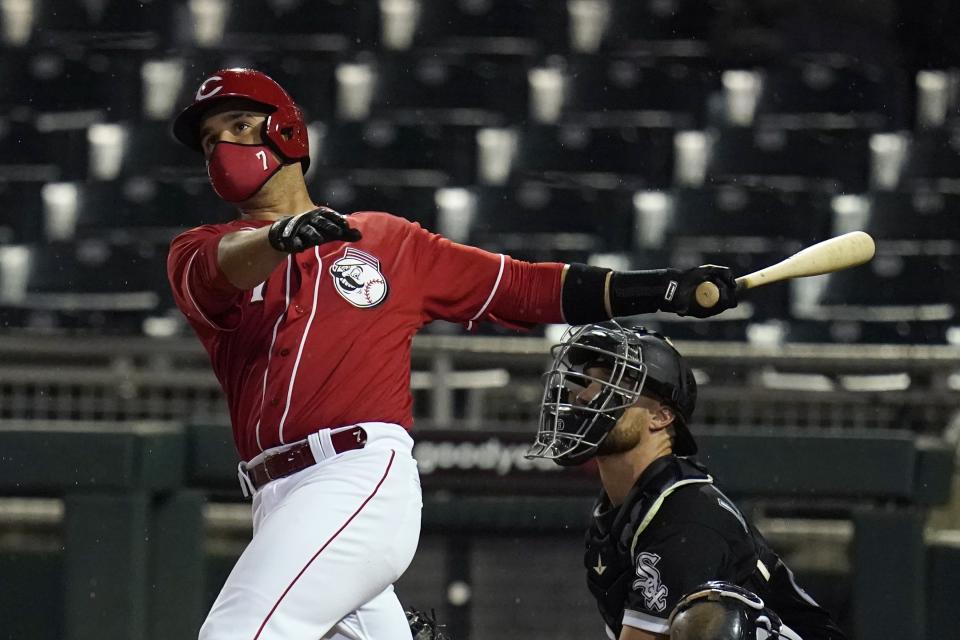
663, 264, 738, 318
268, 207, 362, 253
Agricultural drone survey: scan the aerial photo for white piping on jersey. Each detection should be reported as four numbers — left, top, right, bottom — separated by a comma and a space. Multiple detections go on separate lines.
466, 253, 505, 331
183, 250, 230, 331
629, 476, 714, 556
785, 563, 821, 607
757, 558, 771, 581
277, 246, 323, 445
253, 255, 293, 453
714, 487, 750, 534
604, 624, 616, 640
622, 608, 670, 634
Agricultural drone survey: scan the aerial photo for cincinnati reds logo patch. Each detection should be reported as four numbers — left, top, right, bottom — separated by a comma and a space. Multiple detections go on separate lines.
329, 247, 389, 308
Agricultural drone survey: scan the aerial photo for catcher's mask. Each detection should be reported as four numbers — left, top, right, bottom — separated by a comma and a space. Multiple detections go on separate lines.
525, 321, 697, 466
668, 581, 796, 640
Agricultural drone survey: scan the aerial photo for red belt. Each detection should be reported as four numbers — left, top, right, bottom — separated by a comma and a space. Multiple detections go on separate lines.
245, 427, 368, 491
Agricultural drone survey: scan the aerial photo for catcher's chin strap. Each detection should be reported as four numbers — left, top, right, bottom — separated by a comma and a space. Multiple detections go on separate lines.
406, 608, 451, 640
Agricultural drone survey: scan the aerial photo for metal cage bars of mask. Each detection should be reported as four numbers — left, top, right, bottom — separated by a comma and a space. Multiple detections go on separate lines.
526, 322, 650, 461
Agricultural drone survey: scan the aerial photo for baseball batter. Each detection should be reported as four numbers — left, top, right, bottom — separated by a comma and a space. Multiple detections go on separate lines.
166, 68, 739, 640
526, 323, 847, 640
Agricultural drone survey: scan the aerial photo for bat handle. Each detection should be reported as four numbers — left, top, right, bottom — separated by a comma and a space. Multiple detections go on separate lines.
695, 278, 745, 309
695, 281, 721, 309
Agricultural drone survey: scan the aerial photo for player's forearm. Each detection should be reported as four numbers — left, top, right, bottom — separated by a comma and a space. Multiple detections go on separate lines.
561, 263, 738, 322
217, 227, 287, 290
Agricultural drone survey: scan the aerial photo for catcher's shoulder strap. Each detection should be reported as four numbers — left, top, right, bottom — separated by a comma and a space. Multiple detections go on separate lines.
620, 456, 713, 556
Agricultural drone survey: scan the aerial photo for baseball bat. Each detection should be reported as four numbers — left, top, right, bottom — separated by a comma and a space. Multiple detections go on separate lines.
694, 231, 876, 309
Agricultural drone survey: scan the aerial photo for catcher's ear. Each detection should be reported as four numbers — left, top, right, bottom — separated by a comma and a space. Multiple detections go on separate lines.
636, 395, 674, 431
649, 402, 675, 431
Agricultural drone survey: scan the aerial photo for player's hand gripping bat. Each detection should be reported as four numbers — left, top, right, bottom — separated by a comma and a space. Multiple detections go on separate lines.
694, 231, 876, 309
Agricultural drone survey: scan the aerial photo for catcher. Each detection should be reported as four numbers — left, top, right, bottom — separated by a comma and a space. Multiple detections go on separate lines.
526, 322, 847, 640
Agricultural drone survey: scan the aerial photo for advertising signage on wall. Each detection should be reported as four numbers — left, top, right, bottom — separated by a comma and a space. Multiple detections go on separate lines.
412, 430, 600, 495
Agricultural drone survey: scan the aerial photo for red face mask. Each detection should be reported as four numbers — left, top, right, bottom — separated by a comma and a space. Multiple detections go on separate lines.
206, 142, 283, 202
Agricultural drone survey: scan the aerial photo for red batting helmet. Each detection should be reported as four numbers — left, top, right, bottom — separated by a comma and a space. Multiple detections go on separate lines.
172, 68, 310, 170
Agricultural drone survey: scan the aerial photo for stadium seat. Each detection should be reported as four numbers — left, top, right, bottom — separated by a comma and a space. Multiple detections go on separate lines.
70, 179, 234, 242
786, 319, 952, 345
406, 0, 566, 54
0, 182, 45, 244
319, 120, 478, 184
30, 0, 169, 48
602, 0, 716, 49
311, 178, 440, 229
0, 48, 142, 119
23, 240, 166, 296
369, 51, 531, 126
706, 126, 872, 192
638, 317, 752, 341
666, 186, 833, 248
0, 239, 168, 333
861, 191, 960, 242
754, 58, 907, 129
513, 124, 675, 189
105, 121, 205, 181
216, 0, 375, 50
902, 130, 960, 187
915, 70, 958, 129
465, 183, 634, 261
261, 56, 340, 123
791, 251, 958, 338
0, 119, 86, 181
820, 252, 957, 309
562, 57, 718, 128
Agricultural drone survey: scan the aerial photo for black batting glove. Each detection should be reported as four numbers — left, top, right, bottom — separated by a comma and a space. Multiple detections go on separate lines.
268, 207, 362, 253
662, 264, 738, 318
564, 263, 739, 324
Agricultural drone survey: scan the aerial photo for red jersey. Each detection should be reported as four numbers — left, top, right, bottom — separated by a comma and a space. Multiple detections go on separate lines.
167, 211, 565, 460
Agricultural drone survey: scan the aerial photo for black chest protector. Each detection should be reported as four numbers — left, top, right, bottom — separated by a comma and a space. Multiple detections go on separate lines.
584, 456, 769, 635
585, 457, 702, 631
585, 456, 848, 640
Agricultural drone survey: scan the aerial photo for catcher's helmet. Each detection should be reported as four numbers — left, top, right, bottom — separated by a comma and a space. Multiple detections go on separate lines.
669, 582, 796, 640
526, 321, 697, 466
172, 68, 310, 170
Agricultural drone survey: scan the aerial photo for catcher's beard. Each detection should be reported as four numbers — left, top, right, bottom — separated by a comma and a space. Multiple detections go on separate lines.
595, 408, 647, 455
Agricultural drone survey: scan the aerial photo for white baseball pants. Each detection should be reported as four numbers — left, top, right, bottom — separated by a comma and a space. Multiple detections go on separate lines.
199, 424, 422, 640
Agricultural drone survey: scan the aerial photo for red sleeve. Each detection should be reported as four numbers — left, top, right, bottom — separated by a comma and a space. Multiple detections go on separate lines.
413, 224, 565, 330
166, 225, 244, 331
484, 258, 566, 329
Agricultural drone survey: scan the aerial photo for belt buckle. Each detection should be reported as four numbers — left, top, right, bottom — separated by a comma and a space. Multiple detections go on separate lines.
330, 426, 367, 454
